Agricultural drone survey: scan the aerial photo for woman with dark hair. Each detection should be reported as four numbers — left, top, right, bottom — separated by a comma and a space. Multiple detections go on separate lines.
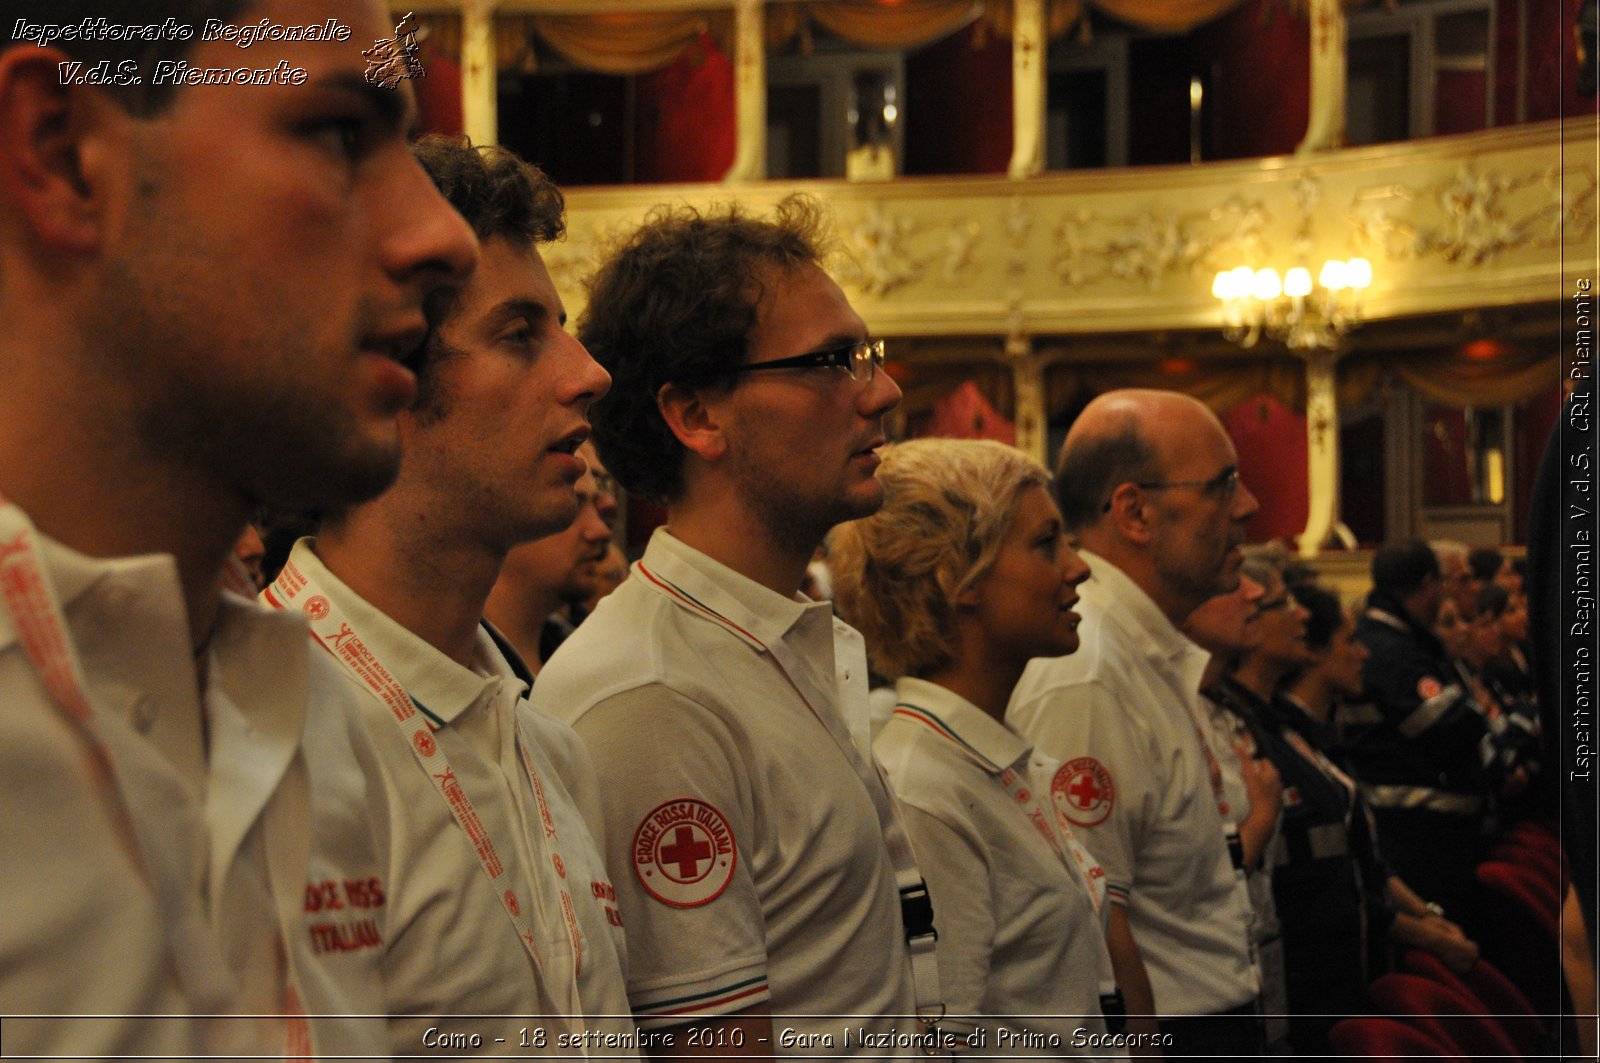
1236, 579, 1479, 1055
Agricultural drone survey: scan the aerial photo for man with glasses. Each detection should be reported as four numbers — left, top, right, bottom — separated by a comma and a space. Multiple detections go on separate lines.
531, 199, 939, 1054
1008, 389, 1265, 1058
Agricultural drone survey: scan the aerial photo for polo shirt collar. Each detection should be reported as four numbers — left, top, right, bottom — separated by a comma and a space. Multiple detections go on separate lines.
893, 676, 1030, 775
287, 538, 507, 727
638, 528, 833, 652
1078, 548, 1210, 693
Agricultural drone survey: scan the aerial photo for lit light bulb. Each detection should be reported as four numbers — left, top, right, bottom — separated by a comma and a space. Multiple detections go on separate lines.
1346, 258, 1372, 289
1319, 260, 1347, 291
1284, 267, 1312, 298
1253, 267, 1282, 301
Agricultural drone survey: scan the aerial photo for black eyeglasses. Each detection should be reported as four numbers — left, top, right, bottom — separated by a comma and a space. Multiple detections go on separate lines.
1257, 594, 1293, 612
728, 339, 885, 383
1100, 467, 1241, 513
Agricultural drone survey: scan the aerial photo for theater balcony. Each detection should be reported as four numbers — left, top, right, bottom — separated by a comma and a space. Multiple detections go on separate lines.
394, 0, 1597, 557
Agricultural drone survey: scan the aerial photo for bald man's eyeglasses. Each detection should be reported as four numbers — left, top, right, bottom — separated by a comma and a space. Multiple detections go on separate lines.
1101, 467, 1241, 513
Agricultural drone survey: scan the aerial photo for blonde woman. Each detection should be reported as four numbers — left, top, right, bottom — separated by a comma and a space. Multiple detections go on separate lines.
832, 439, 1121, 1057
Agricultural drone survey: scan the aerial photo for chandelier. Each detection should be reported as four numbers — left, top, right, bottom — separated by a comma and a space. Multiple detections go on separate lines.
1211, 258, 1372, 350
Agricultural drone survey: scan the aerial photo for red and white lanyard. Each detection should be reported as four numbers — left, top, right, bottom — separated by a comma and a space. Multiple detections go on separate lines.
1190, 709, 1248, 873
891, 702, 1107, 920
638, 562, 946, 1034
264, 557, 589, 1046
0, 498, 311, 1059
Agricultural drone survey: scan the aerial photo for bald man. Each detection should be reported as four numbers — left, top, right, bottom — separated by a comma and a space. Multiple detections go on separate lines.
1007, 389, 1265, 1058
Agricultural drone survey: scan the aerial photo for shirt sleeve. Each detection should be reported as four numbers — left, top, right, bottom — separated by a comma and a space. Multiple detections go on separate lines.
564, 683, 772, 1028
1016, 679, 1155, 903
895, 803, 993, 1027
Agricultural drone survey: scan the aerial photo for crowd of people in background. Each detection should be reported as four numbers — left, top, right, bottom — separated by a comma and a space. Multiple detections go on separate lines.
0, 3, 1589, 1060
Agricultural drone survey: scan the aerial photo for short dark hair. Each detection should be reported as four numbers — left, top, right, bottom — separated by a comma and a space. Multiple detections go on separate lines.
1292, 581, 1345, 652
411, 136, 564, 417
1053, 411, 1161, 532
1371, 539, 1439, 598
1467, 546, 1504, 583
1, 0, 253, 115
1475, 583, 1510, 620
412, 135, 565, 248
578, 196, 828, 504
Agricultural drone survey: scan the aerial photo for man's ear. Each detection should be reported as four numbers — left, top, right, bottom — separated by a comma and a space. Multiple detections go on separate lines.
0, 48, 129, 254
1103, 483, 1154, 546
657, 381, 729, 464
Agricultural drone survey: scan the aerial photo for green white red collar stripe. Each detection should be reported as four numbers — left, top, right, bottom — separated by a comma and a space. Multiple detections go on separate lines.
892, 703, 1003, 774
636, 562, 765, 649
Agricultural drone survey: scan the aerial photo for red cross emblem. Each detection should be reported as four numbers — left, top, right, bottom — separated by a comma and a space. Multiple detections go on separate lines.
632, 798, 737, 908
660, 825, 713, 880
1052, 756, 1115, 827
304, 595, 330, 621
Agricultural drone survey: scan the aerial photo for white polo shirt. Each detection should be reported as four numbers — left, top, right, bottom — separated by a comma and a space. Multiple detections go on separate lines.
877, 678, 1113, 1056
1007, 553, 1258, 1018
1194, 687, 1287, 1040
0, 505, 388, 1059
532, 529, 920, 1052
275, 540, 634, 1056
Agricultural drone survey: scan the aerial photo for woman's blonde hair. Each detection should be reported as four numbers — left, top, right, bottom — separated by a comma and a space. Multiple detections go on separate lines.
830, 438, 1049, 680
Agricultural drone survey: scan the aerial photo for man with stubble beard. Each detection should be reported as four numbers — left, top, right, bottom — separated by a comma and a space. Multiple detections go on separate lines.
531, 199, 945, 1056
0, 1, 477, 1057
263, 136, 633, 1055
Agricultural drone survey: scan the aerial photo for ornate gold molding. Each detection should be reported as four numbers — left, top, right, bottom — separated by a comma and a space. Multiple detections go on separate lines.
550, 119, 1594, 339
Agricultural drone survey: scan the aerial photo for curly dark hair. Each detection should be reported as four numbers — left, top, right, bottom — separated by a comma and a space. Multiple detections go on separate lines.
577, 196, 828, 504
412, 135, 565, 247
411, 135, 565, 418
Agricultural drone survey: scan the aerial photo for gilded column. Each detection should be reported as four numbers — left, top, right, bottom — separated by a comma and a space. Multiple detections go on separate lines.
1297, 349, 1354, 556
1007, 332, 1047, 466
461, 0, 497, 146
724, 0, 767, 182
1008, 0, 1046, 179
1296, 0, 1347, 155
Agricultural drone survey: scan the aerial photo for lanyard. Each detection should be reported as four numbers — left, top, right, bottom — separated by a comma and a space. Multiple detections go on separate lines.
0, 498, 310, 1059
1190, 706, 1248, 872
637, 562, 946, 1034
891, 703, 1107, 919
264, 556, 589, 1046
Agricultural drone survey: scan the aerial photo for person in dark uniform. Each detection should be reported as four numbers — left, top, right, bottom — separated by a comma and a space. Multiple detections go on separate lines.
1217, 567, 1379, 1056
1267, 581, 1481, 1054
1338, 540, 1497, 936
